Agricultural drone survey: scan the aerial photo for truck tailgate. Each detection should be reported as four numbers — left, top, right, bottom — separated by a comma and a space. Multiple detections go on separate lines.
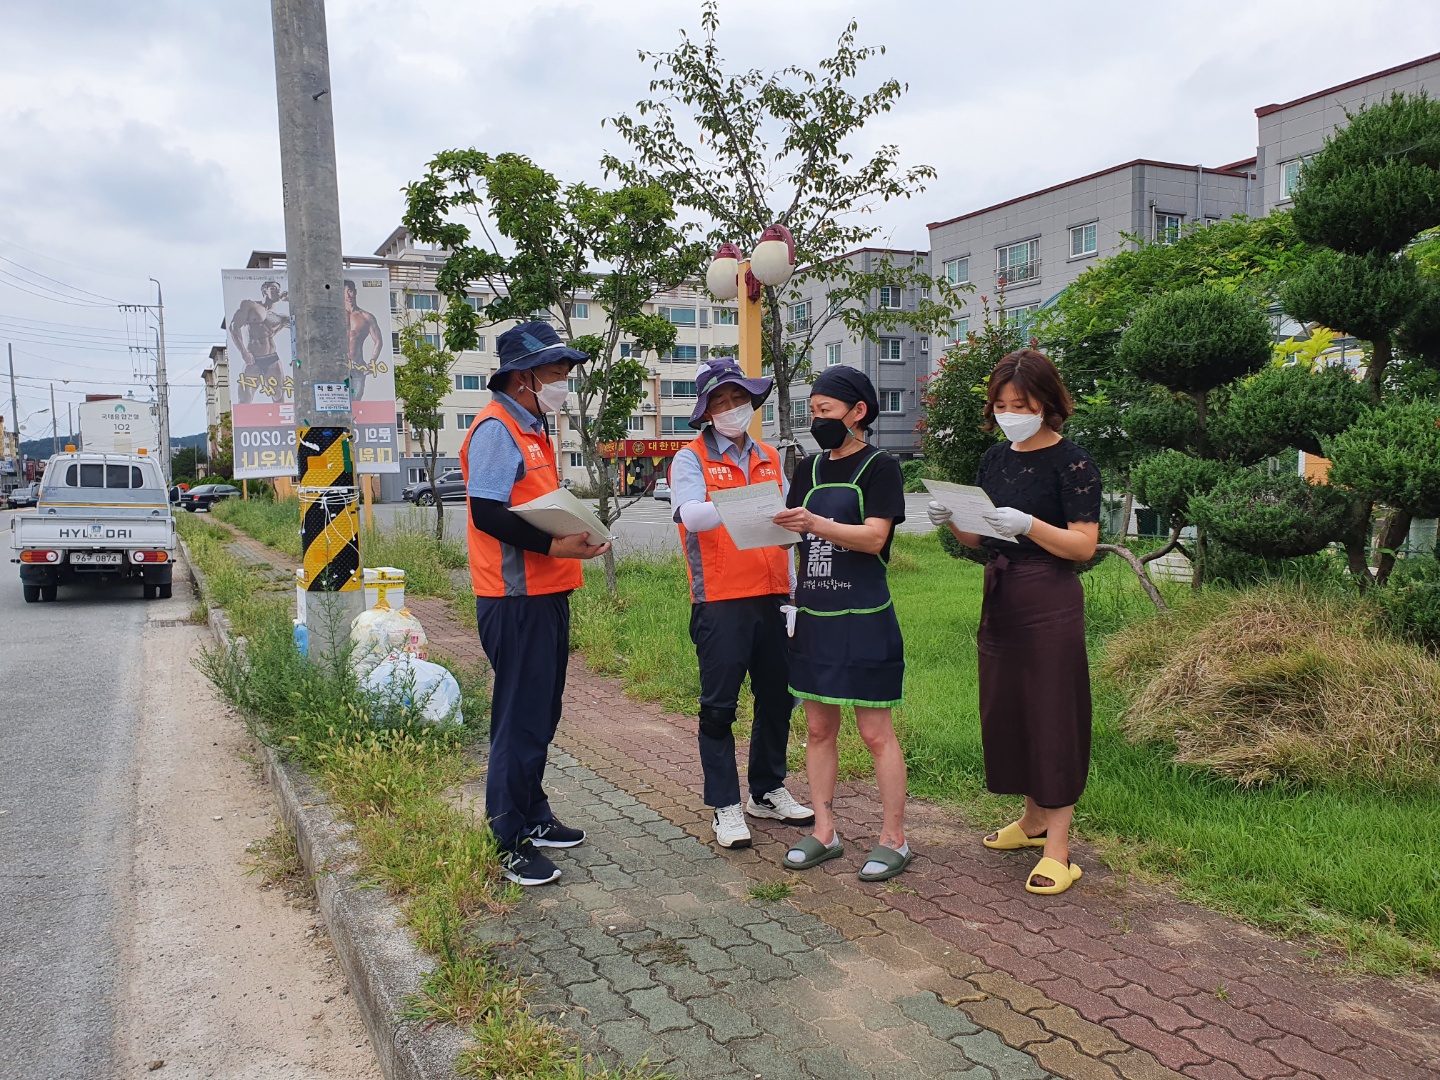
11, 514, 175, 549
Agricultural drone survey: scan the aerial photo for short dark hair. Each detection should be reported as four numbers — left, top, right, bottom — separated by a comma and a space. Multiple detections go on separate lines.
983, 349, 1074, 433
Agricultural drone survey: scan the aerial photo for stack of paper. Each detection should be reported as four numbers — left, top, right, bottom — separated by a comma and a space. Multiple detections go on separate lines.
921, 479, 1018, 542
511, 488, 613, 546
708, 482, 797, 550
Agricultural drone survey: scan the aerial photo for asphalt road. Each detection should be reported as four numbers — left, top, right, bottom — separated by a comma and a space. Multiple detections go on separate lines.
369, 492, 938, 557
0, 507, 148, 1079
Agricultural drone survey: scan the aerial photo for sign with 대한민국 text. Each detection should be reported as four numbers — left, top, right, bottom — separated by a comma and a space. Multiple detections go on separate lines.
598, 438, 690, 459
221, 267, 400, 478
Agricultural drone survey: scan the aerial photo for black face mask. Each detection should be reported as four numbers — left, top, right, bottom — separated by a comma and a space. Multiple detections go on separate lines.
810, 416, 852, 450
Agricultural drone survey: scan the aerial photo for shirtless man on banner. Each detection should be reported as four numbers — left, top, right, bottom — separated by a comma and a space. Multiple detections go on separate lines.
343, 279, 385, 400
229, 281, 289, 404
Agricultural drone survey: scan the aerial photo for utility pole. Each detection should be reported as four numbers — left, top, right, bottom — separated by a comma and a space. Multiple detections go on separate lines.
50, 383, 58, 457
149, 279, 172, 478
68, 402, 74, 449
272, 0, 363, 657
7, 345, 20, 484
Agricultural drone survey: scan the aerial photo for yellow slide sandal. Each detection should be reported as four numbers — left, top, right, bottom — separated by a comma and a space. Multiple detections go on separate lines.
982, 821, 1047, 851
1025, 857, 1082, 895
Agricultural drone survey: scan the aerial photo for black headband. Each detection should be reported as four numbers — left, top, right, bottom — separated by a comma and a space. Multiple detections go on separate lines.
811, 366, 879, 429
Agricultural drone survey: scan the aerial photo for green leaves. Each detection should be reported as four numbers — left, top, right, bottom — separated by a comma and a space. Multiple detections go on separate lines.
1209, 362, 1369, 461
1190, 467, 1352, 559
1280, 248, 1423, 345
1118, 284, 1273, 397
1130, 450, 1226, 525
1326, 400, 1440, 518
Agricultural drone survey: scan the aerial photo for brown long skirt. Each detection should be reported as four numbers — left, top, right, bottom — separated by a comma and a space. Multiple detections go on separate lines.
977, 553, 1091, 809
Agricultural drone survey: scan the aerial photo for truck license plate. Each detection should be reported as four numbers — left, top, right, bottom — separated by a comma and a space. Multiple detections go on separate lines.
70, 551, 123, 566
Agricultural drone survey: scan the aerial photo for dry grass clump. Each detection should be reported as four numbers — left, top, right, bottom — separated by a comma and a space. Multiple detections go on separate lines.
1103, 585, 1440, 787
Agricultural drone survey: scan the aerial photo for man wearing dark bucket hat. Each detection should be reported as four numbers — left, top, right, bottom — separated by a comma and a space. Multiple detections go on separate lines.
668, 358, 815, 851
460, 320, 610, 886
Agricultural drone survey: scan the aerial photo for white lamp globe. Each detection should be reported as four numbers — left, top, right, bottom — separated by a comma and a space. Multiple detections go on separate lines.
705, 243, 742, 301
749, 224, 795, 287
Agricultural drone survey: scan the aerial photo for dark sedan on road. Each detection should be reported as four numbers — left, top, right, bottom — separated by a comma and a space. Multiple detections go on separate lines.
179, 483, 240, 512
6, 483, 39, 510
402, 470, 467, 505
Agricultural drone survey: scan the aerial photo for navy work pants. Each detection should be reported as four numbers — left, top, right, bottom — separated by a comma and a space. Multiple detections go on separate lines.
689, 595, 792, 808
475, 592, 570, 853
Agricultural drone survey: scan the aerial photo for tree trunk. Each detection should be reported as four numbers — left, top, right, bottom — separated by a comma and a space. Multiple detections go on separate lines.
1140, 522, 1184, 565
1096, 543, 1168, 612
1118, 489, 1134, 543
1374, 509, 1413, 587
1368, 336, 1391, 404
1192, 524, 1206, 591
1341, 495, 1375, 590
426, 434, 444, 542
602, 545, 618, 595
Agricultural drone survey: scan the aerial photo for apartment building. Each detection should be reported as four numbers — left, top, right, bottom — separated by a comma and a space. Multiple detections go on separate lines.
1256, 51, 1440, 217
200, 343, 230, 461
926, 160, 1255, 345
760, 248, 933, 458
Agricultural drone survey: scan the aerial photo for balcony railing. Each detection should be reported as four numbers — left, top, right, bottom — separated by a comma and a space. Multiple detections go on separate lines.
996, 260, 1041, 286
786, 316, 811, 334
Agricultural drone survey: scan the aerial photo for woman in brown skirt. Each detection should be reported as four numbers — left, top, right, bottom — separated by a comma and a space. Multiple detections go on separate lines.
928, 349, 1100, 895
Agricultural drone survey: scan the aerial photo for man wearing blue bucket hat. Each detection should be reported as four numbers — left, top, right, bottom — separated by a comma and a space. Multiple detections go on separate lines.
669, 358, 814, 851
460, 320, 610, 886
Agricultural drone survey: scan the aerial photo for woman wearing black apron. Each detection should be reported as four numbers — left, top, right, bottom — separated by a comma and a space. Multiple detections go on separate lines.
772, 368, 912, 882
928, 349, 1100, 895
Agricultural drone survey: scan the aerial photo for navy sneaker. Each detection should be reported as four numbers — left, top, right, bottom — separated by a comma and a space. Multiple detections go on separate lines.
526, 819, 587, 848
501, 845, 561, 886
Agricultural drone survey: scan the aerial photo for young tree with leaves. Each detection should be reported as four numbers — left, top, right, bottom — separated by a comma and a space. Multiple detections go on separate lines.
603, 1, 960, 471
403, 150, 701, 593
392, 316, 457, 540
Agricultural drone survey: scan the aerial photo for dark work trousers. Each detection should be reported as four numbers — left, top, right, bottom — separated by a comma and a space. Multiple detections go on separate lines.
689, 594, 792, 808
475, 592, 571, 853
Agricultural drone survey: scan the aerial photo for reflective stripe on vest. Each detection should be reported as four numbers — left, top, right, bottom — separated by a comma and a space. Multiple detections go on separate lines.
673, 431, 792, 605
458, 399, 584, 597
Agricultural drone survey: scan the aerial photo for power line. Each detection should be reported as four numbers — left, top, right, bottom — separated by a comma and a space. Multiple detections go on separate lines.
0, 254, 123, 304
0, 270, 115, 308
0, 236, 154, 284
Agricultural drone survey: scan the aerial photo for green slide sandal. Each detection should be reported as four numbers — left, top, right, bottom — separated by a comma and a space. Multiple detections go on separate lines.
784, 835, 844, 870
857, 844, 914, 882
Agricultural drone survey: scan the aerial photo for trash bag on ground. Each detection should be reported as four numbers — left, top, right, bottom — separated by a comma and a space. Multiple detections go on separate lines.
363, 653, 464, 727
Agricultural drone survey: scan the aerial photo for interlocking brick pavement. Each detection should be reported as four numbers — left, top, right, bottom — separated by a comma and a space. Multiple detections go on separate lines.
214, 522, 1440, 1080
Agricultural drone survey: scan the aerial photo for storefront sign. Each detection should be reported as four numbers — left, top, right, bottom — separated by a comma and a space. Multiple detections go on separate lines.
598, 439, 690, 459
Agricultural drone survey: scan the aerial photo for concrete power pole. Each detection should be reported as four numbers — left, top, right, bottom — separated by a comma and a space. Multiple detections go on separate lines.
50, 383, 58, 458
8, 345, 20, 483
272, 0, 364, 657
150, 278, 172, 477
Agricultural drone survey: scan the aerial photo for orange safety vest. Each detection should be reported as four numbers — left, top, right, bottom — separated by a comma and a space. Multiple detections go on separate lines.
674, 431, 791, 604
459, 399, 584, 598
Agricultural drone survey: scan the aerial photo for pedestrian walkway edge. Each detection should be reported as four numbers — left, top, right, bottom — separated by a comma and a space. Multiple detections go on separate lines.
180, 539, 465, 1080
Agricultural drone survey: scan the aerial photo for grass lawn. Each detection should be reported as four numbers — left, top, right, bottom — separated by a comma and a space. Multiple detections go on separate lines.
572, 531, 1440, 975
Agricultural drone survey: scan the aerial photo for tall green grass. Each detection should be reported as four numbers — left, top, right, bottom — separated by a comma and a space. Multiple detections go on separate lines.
571, 532, 1440, 974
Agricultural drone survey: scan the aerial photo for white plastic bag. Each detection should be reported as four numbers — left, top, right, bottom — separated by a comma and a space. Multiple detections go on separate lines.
389, 607, 428, 659
363, 653, 464, 727
349, 601, 403, 677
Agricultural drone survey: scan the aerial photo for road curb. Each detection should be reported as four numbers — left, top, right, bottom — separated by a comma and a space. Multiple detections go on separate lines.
181, 538, 465, 1080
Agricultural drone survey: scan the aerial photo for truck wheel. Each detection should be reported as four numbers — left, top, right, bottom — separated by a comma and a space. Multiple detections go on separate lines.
143, 583, 158, 600
40, 584, 57, 602
158, 583, 172, 600
23, 584, 39, 603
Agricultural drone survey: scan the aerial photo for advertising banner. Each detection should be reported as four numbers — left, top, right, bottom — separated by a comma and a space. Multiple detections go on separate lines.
221, 268, 400, 479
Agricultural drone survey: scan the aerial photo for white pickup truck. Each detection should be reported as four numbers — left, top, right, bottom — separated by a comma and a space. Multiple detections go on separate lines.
10, 451, 176, 603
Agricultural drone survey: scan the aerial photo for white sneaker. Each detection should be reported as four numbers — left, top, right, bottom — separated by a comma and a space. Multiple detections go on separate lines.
746, 787, 816, 825
712, 803, 752, 849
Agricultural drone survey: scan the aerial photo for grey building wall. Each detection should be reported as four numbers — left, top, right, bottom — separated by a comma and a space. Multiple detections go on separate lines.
1256, 53, 1440, 217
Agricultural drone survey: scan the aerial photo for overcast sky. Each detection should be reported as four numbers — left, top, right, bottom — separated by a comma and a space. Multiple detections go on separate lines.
1, 1, 1435, 438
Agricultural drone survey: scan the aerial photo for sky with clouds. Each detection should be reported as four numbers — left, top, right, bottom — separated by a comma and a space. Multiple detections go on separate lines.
1, 0, 1435, 439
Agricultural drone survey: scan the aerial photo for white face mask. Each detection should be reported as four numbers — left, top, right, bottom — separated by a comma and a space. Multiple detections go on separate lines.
711, 402, 754, 439
995, 410, 1044, 444
530, 375, 570, 414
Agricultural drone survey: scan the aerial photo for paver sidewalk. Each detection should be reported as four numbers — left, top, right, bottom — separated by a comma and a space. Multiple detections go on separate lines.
213, 525, 1440, 1080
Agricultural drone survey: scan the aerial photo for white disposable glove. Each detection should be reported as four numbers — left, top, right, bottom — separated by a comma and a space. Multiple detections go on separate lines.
926, 500, 953, 528
982, 506, 1034, 538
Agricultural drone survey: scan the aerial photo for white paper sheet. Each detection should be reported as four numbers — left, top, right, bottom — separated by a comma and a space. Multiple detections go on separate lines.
708, 483, 798, 550
921, 478, 1019, 543
510, 487, 613, 546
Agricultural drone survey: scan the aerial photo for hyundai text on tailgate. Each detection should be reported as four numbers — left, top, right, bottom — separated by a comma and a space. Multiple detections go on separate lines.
10, 452, 176, 603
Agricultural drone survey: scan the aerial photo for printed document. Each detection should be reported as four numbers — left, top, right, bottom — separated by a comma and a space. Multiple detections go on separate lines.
921, 479, 1019, 543
708, 483, 797, 550
511, 488, 613, 546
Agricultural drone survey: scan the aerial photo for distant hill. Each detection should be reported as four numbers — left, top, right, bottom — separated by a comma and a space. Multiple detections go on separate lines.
18, 433, 207, 459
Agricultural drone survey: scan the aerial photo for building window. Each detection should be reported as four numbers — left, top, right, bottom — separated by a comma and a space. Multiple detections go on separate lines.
407, 292, 440, 311
421, 333, 442, 348
997, 240, 1039, 284
789, 301, 810, 332
878, 286, 902, 310
665, 344, 698, 362
1069, 222, 1098, 257
434, 414, 445, 429
571, 302, 589, 319
943, 257, 970, 285
455, 373, 481, 391
762, 402, 775, 424
878, 338, 903, 361
464, 296, 484, 311
568, 376, 582, 393
879, 391, 903, 414
713, 307, 738, 325
627, 415, 645, 432
407, 467, 425, 484
456, 413, 477, 428
661, 380, 697, 398
920, 285, 931, 300
951, 316, 970, 342
790, 398, 810, 425
1155, 213, 1183, 245
568, 416, 584, 432
826, 343, 843, 367
1282, 160, 1302, 198
661, 415, 698, 434
920, 338, 929, 354
658, 305, 697, 325
391, 331, 400, 352
568, 453, 584, 468
1006, 303, 1040, 339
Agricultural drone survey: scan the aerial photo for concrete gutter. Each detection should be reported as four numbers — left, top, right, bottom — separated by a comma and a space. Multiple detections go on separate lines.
181, 539, 465, 1080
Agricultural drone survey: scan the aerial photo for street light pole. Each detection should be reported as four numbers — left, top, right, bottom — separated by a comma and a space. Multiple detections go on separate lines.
272, 0, 363, 657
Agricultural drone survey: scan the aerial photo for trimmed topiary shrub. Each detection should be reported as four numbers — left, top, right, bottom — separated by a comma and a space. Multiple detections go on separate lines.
1209, 362, 1370, 462
1376, 557, 1440, 652
1190, 466, 1351, 559
1326, 400, 1440, 519
1130, 450, 1226, 525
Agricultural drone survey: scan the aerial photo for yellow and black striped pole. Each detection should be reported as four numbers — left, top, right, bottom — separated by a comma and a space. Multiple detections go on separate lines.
297, 425, 361, 594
